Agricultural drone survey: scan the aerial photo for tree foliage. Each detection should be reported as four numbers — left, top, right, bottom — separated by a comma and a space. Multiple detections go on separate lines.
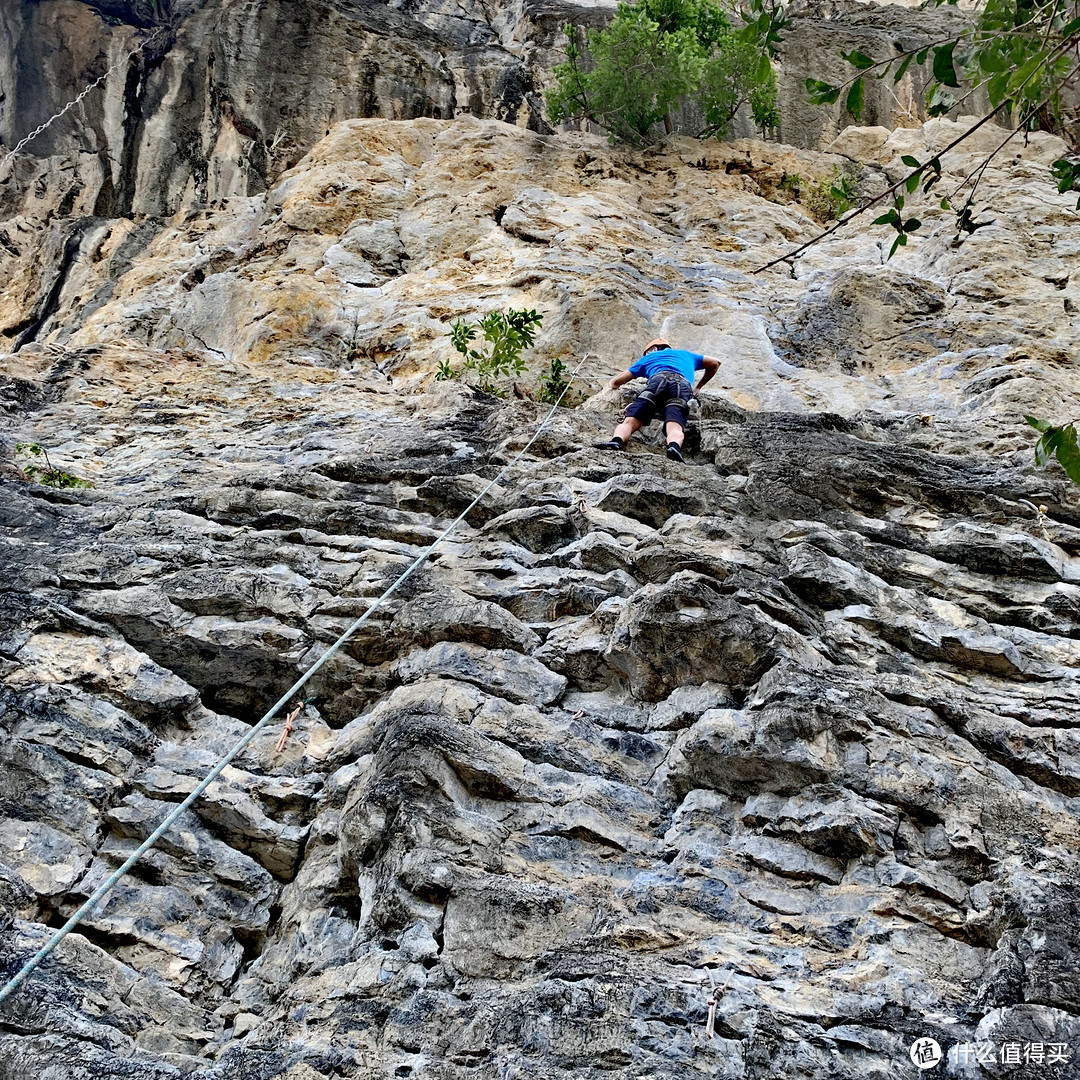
808, 0, 1080, 129
547, 0, 783, 146
797, 1, 1080, 491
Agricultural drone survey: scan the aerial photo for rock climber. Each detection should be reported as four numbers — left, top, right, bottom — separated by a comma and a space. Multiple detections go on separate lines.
595, 338, 720, 462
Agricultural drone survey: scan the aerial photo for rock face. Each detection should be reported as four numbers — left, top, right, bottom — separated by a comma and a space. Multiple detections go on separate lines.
2, 114, 1080, 1079
0, 0, 967, 218
0, 0, 564, 217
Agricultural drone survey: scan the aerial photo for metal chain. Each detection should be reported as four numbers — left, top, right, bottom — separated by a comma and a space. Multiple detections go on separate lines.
0, 26, 167, 175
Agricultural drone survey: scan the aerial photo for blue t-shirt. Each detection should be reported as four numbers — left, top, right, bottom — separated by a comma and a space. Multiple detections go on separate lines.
628, 348, 704, 385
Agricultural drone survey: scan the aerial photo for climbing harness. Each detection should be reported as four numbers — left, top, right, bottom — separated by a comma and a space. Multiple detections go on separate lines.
0, 27, 167, 176
0, 353, 589, 1007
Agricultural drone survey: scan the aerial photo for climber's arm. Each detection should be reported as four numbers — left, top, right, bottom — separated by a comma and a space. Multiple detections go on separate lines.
608, 369, 636, 391
695, 356, 720, 394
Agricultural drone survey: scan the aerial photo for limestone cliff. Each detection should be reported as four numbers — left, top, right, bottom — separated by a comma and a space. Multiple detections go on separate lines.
0, 0, 966, 218
2, 111, 1080, 1079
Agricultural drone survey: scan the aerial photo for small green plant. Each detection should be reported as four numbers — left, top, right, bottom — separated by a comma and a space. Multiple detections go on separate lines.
777, 171, 801, 195
15, 443, 92, 489
439, 309, 544, 396
775, 167, 857, 223
538, 356, 575, 405
435, 357, 458, 381
1026, 416, 1080, 486
341, 308, 364, 366
803, 167, 858, 223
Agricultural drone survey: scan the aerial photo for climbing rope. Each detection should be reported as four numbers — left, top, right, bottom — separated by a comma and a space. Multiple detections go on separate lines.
0, 27, 167, 176
0, 353, 589, 1007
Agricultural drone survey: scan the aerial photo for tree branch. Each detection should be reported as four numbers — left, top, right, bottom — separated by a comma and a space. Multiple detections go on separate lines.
946, 58, 1080, 210
751, 102, 1012, 273
754, 35, 1079, 274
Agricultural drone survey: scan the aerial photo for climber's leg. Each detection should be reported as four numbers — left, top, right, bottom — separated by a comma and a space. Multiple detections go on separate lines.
597, 378, 662, 450
663, 386, 690, 461
595, 416, 642, 450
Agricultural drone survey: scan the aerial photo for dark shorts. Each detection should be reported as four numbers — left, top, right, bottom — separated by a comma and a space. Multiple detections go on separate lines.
625, 372, 693, 428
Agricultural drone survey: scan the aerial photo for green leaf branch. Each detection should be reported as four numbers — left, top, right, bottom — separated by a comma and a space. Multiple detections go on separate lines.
1051, 156, 1080, 207
758, 34, 1080, 273
14, 442, 92, 489
936, 56, 1080, 235
1026, 416, 1080, 485
437, 309, 544, 396
806, 32, 986, 120
753, 98, 1015, 272
872, 194, 923, 258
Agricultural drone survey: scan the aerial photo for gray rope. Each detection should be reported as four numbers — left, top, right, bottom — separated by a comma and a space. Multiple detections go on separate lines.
0, 27, 166, 175
0, 354, 589, 1006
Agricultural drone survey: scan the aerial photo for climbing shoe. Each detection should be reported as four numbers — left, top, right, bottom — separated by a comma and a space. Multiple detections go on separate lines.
666, 443, 685, 462
594, 437, 625, 451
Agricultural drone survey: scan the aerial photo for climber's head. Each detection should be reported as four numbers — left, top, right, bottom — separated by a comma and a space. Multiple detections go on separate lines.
643, 338, 670, 355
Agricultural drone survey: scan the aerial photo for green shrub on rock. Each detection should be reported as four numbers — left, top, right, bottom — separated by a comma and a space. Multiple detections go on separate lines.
547, 0, 782, 147
15, 442, 92, 489
437, 309, 543, 397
